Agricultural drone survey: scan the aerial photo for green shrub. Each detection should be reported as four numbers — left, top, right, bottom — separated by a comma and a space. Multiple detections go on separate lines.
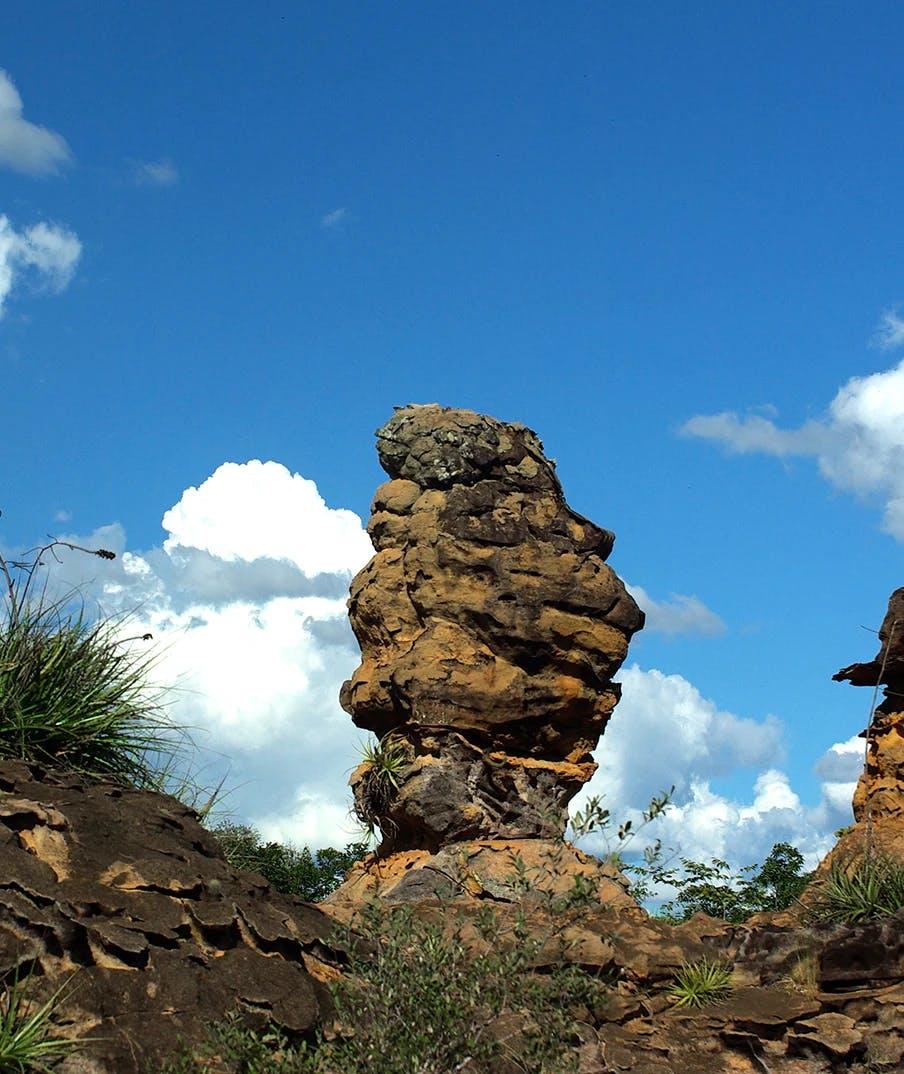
807, 854, 904, 923
649, 843, 811, 923
162, 898, 602, 1073
668, 959, 733, 1009
211, 823, 367, 900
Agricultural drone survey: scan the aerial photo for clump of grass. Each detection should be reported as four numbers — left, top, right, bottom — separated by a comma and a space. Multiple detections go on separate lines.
352, 735, 411, 838
807, 854, 904, 924
0, 532, 177, 789
0, 968, 85, 1073
668, 958, 733, 1009
782, 952, 819, 995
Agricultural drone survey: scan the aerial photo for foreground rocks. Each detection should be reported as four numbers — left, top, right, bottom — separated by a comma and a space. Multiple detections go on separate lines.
340, 404, 643, 853
0, 759, 339, 1074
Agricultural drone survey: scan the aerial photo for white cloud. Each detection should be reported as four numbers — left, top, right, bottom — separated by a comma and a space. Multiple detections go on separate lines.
35, 462, 373, 848
0, 69, 72, 175
132, 159, 179, 187
0, 214, 81, 317
27, 466, 855, 869
572, 666, 852, 873
626, 583, 725, 637
875, 309, 904, 350
681, 353, 904, 540
320, 207, 348, 228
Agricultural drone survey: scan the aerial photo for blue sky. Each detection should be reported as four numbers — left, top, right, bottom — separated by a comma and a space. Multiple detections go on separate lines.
3, 4, 903, 871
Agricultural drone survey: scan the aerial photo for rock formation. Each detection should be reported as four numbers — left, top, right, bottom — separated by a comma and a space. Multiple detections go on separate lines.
340, 403, 643, 856
0, 759, 338, 1074
829, 586, 904, 859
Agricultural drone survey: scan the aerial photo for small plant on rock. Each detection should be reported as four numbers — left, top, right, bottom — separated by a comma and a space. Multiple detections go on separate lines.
351, 734, 411, 839
668, 958, 733, 1009
807, 853, 904, 924
0, 967, 85, 1073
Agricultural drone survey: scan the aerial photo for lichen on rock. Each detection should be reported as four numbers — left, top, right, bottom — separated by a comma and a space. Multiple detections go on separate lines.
340, 403, 643, 853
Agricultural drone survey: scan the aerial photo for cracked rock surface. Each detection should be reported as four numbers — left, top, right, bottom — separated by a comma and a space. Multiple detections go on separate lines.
340, 403, 643, 853
0, 760, 338, 1073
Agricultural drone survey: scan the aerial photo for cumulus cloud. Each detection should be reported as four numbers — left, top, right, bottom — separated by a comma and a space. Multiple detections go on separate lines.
320, 207, 348, 228
36, 461, 373, 848
0, 215, 81, 317
681, 351, 904, 540
132, 159, 179, 187
626, 583, 725, 637
572, 666, 853, 871
0, 69, 72, 175
28, 463, 854, 864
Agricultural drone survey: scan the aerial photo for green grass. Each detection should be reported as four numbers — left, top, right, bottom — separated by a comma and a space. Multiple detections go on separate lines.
807, 854, 904, 924
0, 968, 85, 1073
0, 596, 176, 788
668, 959, 733, 1009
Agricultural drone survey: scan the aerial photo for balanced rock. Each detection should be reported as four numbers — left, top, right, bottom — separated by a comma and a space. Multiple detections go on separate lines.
340, 404, 643, 854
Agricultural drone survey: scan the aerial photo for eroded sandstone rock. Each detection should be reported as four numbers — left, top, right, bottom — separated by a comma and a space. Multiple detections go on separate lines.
827, 587, 904, 858
0, 760, 339, 1074
340, 404, 643, 853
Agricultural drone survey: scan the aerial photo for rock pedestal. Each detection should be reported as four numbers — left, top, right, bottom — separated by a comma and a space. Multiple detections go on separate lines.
340, 404, 642, 855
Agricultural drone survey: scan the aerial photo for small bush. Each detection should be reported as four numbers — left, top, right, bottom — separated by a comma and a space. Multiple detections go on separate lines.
0, 533, 178, 789
807, 854, 904, 924
668, 959, 733, 1009
162, 898, 602, 1073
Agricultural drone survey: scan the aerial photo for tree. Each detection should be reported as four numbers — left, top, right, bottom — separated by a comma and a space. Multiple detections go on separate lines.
653, 842, 811, 923
211, 822, 368, 900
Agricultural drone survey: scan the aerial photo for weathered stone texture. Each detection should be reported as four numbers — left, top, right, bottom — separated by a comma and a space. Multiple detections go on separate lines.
0, 760, 337, 1074
340, 404, 643, 852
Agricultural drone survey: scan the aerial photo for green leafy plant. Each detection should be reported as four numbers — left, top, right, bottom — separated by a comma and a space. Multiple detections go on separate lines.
668, 958, 733, 1009
807, 853, 904, 923
162, 897, 603, 1073
648, 842, 811, 923
0, 968, 85, 1073
211, 823, 367, 900
0, 533, 180, 789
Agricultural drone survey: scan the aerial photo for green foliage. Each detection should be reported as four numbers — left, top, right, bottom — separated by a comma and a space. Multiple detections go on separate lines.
807, 854, 904, 923
0, 968, 85, 1073
651, 842, 811, 923
162, 899, 602, 1074
212, 823, 367, 900
668, 959, 733, 1009
0, 535, 177, 789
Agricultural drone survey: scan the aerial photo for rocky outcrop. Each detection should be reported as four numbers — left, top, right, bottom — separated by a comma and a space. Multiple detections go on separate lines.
340, 404, 643, 854
0, 760, 339, 1074
829, 587, 904, 859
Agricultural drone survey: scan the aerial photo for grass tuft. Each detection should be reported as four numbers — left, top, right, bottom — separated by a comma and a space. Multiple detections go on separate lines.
0, 597, 176, 788
0, 968, 85, 1073
668, 958, 733, 1009
807, 854, 904, 924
